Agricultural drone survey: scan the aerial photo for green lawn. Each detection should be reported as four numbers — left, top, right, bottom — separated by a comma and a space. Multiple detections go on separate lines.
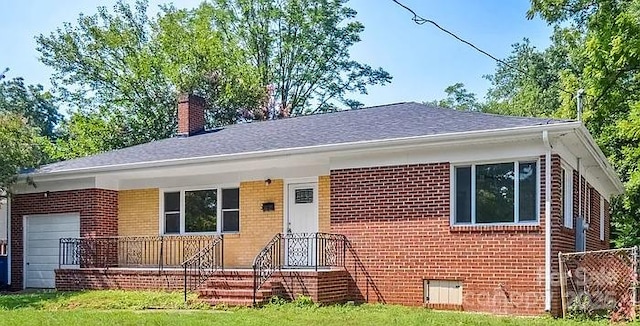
0, 290, 627, 325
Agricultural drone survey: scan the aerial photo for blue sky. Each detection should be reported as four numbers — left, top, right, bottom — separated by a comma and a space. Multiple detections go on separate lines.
0, 0, 552, 108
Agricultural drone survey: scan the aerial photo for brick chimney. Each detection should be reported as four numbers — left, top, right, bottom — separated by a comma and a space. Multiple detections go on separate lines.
177, 93, 206, 136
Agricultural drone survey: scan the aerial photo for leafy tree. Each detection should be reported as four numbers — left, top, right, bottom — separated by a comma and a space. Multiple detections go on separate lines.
427, 1, 640, 246
212, 0, 392, 116
37, 0, 391, 160
44, 110, 125, 161
0, 113, 43, 196
0, 77, 61, 140
482, 30, 583, 118
499, 0, 640, 247
154, 2, 265, 125
37, 0, 264, 158
425, 83, 483, 111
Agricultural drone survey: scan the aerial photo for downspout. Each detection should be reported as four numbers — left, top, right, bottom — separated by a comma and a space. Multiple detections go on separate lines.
6, 197, 10, 286
542, 130, 552, 312
578, 157, 582, 227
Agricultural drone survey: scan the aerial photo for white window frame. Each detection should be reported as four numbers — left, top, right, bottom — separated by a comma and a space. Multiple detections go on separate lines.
159, 184, 240, 235
220, 188, 241, 233
561, 164, 574, 229
600, 196, 605, 241
450, 158, 540, 226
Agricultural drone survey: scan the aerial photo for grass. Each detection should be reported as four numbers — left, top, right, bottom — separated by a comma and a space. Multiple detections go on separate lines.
0, 290, 630, 325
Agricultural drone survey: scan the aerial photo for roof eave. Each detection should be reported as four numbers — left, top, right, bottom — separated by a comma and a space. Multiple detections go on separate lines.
574, 125, 625, 195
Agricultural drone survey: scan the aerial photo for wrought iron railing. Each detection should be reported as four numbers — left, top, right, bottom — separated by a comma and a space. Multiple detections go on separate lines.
0, 239, 6, 256
252, 232, 347, 305
58, 235, 221, 270
182, 235, 224, 301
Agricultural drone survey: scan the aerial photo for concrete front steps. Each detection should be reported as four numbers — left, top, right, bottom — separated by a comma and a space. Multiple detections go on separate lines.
197, 271, 283, 307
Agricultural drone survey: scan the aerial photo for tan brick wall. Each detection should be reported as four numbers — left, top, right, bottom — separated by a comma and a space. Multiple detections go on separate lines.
319, 175, 331, 233
118, 189, 159, 236
113, 177, 330, 268
224, 179, 284, 267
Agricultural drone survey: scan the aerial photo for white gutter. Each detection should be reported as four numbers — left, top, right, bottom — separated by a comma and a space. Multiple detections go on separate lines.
542, 130, 552, 312
578, 157, 582, 224
25, 122, 583, 181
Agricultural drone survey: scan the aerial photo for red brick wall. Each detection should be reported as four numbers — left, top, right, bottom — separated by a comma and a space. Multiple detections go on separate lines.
585, 188, 609, 250
275, 270, 351, 304
330, 162, 547, 315
10, 188, 118, 289
177, 93, 205, 136
56, 269, 352, 305
56, 268, 185, 291
550, 157, 610, 314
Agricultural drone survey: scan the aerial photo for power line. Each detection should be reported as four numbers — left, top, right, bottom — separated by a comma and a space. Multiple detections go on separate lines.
390, 0, 577, 98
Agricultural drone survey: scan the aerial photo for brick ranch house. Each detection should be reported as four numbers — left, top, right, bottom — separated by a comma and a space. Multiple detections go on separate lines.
6, 94, 623, 315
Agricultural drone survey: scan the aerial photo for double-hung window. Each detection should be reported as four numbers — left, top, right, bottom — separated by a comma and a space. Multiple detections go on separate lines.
453, 160, 538, 224
162, 187, 240, 234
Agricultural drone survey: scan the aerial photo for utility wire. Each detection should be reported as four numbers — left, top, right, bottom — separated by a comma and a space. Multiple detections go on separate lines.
390, 0, 577, 98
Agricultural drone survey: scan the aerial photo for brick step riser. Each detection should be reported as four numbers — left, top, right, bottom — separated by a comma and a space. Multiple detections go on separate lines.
204, 281, 264, 288
202, 298, 264, 307
202, 284, 279, 291
203, 279, 281, 288
198, 290, 277, 299
197, 276, 283, 306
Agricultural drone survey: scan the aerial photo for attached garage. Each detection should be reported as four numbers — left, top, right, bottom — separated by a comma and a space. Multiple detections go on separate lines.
24, 213, 79, 288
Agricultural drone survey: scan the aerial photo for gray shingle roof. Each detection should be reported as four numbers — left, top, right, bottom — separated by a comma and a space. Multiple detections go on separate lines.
37, 102, 570, 174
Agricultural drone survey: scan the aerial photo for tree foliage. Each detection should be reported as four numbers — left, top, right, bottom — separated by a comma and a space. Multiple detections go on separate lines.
212, 0, 392, 116
0, 77, 61, 140
36, 0, 390, 160
525, 0, 640, 248
424, 82, 483, 111
0, 76, 59, 195
37, 0, 264, 158
0, 113, 43, 196
426, 0, 640, 247
426, 0, 640, 246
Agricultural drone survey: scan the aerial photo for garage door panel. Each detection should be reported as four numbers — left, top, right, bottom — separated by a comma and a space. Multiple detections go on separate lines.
26, 269, 55, 279
27, 255, 59, 264
27, 231, 78, 241
28, 247, 59, 256
27, 222, 79, 234
27, 239, 69, 249
25, 214, 80, 289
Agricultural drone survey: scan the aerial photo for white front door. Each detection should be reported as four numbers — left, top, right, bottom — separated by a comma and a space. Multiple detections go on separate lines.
25, 214, 80, 288
285, 183, 318, 267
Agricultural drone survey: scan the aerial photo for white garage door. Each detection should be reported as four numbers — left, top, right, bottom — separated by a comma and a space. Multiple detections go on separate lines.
25, 214, 80, 288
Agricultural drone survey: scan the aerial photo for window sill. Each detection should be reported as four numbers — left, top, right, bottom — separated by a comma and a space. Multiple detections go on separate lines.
450, 224, 541, 233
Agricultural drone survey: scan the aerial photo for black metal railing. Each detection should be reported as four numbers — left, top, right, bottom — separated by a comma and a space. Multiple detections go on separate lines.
182, 235, 224, 301
58, 235, 221, 270
252, 232, 347, 305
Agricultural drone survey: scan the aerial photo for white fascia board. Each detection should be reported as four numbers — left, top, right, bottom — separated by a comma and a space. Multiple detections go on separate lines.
13, 177, 97, 194
574, 126, 624, 195
24, 123, 583, 183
